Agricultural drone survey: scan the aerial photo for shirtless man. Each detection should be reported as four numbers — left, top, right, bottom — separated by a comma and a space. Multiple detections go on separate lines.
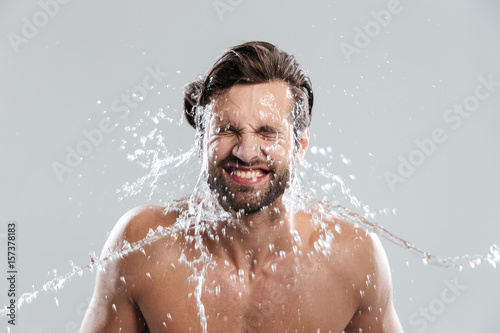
81, 41, 403, 332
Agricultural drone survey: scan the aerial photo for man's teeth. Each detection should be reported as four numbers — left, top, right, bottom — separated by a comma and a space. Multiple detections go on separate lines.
233, 169, 264, 178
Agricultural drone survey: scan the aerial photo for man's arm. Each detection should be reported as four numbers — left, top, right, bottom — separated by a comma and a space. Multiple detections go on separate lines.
345, 233, 404, 333
80, 206, 156, 332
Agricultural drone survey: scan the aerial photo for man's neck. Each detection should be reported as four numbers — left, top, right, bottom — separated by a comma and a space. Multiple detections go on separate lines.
212, 200, 296, 277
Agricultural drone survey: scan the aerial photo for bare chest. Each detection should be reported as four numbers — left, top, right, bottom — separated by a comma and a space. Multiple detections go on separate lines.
136, 256, 358, 333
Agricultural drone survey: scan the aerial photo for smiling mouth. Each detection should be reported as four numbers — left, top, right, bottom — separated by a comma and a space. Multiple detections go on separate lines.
223, 166, 270, 183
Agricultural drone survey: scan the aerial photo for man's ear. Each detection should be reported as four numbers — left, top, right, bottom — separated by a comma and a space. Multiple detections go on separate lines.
297, 127, 310, 161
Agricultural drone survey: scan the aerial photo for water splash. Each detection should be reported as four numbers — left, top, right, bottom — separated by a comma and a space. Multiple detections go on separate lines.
4, 175, 499, 317
3, 109, 498, 333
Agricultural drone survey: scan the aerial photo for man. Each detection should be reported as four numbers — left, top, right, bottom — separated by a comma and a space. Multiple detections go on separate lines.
81, 41, 403, 332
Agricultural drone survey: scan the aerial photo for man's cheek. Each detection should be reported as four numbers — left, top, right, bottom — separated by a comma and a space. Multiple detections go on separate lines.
209, 145, 219, 158
264, 141, 288, 157
205, 140, 219, 159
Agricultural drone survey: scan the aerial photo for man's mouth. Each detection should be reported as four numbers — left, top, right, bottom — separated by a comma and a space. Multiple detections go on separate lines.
223, 165, 270, 184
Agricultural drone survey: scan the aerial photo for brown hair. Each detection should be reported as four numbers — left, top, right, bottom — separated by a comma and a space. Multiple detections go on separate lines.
183, 41, 313, 142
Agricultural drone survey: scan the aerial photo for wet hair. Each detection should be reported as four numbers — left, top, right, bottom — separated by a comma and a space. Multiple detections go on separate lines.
183, 41, 314, 144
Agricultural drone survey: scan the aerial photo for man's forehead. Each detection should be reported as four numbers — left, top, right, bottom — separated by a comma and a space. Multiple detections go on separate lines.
211, 82, 294, 123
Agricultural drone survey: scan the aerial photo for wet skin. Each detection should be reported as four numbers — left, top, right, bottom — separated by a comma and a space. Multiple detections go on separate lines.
81, 82, 403, 332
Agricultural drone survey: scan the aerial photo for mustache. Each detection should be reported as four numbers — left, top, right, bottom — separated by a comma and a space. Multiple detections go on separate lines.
217, 155, 274, 170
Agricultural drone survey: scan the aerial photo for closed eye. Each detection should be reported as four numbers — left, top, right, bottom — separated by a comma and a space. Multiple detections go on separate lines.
216, 124, 239, 136
257, 126, 280, 139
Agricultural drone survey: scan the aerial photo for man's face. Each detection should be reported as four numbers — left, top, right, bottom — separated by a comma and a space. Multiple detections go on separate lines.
203, 81, 309, 214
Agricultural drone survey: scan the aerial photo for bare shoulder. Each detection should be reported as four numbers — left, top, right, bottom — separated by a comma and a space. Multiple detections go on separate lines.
301, 207, 385, 266
101, 203, 182, 257
314, 208, 403, 332
297, 206, 388, 286
330, 216, 388, 272
317, 211, 392, 296
96, 203, 187, 293
81, 204, 183, 332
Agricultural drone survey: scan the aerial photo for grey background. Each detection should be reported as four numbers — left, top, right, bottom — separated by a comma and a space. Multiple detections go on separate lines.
1, 0, 499, 332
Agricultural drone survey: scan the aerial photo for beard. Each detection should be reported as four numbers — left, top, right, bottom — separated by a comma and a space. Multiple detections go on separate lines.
206, 156, 291, 215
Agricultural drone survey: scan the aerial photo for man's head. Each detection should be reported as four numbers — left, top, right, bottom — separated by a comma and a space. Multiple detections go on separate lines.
183, 41, 314, 214
184, 41, 314, 145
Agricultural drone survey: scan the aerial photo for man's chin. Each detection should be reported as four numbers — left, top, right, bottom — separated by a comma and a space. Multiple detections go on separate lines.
207, 168, 289, 215
220, 196, 268, 215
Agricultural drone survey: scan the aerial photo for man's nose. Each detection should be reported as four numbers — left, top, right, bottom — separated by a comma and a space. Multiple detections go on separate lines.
232, 132, 261, 163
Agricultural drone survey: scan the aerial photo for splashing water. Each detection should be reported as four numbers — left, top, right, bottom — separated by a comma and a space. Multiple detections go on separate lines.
3, 106, 499, 333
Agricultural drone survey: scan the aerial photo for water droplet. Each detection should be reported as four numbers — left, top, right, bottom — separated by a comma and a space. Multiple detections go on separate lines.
340, 154, 351, 165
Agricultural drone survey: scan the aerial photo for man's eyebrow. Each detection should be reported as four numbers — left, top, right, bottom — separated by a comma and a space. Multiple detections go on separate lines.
216, 122, 237, 132
256, 125, 281, 133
